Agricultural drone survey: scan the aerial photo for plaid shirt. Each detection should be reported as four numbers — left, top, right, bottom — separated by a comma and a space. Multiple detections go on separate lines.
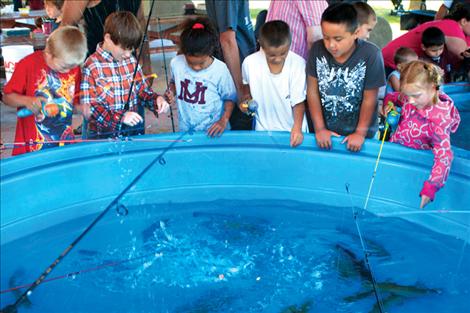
81, 44, 158, 135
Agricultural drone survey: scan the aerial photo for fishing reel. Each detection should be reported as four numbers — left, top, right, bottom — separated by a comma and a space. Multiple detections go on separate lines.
378, 101, 402, 141
240, 99, 258, 117
17, 99, 68, 119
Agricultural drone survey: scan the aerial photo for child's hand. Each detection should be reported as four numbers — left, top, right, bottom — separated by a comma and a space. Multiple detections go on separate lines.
207, 117, 228, 137
420, 195, 431, 209
290, 128, 304, 147
27, 96, 46, 115
315, 129, 340, 150
156, 95, 170, 114
342, 132, 365, 152
239, 101, 249, 114
164, 89, 176, 105
122, 111, 143, 127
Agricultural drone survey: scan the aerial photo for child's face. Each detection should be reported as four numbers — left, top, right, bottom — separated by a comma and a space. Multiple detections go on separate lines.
103, 34, 133, 61
401, 83, 436, 110
185, 54, 213, 71
421, 44, 444, 60
321, 21, 358, 62
356, 18, 377, 40
45, 3, 61, 19
44, 51, 76, 73
262, 42, 290, 67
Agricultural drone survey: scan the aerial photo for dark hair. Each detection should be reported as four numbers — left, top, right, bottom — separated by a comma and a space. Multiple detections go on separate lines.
421, 27, 445, 48
258, 20, 291, 48
321, 3, 358, 33
104, 11, 142, 50
446, 2, 470, 21
353, 2, 376, 25
394, 46, 417, 65
180, 17, 218, 56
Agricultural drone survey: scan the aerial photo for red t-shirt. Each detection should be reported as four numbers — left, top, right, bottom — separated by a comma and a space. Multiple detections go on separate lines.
3, 51, 81, 156
382, 19, 470, 69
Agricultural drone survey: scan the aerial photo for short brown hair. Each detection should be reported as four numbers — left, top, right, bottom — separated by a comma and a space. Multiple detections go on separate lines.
394, 47, 417, 66
46, 26, 87, 66
259, 20, 291, 48
353, 2, 376, 25
44, 0, 64, 10
104, 11, 142, 50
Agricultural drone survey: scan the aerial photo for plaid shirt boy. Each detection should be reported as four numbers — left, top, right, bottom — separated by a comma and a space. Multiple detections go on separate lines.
81, 44, 158, 136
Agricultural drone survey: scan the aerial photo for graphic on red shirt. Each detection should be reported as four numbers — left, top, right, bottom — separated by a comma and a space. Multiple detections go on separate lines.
3, 51, 80, 155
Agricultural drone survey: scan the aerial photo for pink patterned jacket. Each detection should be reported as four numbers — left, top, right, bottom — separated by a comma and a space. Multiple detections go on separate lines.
384, 92, 460, 200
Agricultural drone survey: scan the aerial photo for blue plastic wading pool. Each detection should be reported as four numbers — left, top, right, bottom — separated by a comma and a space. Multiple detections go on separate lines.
1, 132, 469, 313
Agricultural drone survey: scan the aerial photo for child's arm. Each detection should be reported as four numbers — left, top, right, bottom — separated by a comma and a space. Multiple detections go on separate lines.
290, 102, 305, 147
3, 93, 45, 116
81, 67, 135, 129
165, 82, 176, 106
342, 88, 378, 152
388, 74, 400, 92
307, 76, 339, 149
207, 100, 234, 137
420, 106, 460, 208
238, 84, 252, 114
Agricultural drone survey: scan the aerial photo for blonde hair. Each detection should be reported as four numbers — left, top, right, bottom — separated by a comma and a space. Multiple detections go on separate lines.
400, 60, 443, 104
46, 26, 87, 67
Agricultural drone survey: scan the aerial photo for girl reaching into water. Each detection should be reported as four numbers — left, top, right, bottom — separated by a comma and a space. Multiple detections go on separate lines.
384, 60, 460, 209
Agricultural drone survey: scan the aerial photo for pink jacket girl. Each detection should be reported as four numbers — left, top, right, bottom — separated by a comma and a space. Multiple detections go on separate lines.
383, 61, 460, 209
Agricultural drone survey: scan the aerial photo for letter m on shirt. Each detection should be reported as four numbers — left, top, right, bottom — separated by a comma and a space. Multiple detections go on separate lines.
178, 79, 207, 104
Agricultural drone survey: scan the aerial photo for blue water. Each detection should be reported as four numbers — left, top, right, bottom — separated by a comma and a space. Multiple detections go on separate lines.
1, 200, 469, 313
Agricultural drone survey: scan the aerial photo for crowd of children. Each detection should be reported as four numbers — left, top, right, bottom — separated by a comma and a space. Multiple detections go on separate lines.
3, 1, 468, 208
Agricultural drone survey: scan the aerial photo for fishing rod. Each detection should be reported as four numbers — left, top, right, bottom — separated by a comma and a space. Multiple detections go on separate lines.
362, 104, 401, 213
0, 137, 191, 150
118, 0, 157, 133
0, 131, 188, 313
345, 183, 386, 313
157, 13, 176, 133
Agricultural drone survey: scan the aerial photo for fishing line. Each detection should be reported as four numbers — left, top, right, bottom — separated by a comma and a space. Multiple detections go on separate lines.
0, 250, 160, 295
450, 223, 470, 293
156, 11, 176, 133
345, 183, 386, 313
0, 131, 188, 313
377, 210, 470, 217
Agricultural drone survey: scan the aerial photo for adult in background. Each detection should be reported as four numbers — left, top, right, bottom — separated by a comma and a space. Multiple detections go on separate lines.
205, 0, 257, 130
382, 2, 470, 76
435, 0, 470, 20
266, 0, 328, 133
266, 0, 328, 61
61, 0, 144, 56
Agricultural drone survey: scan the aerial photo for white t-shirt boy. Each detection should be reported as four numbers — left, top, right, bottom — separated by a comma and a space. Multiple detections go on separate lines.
242, 49, 308, 132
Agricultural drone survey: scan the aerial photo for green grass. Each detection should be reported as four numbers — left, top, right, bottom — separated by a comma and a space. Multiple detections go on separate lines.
374, 7, 401, 25
250, 8, 265, 22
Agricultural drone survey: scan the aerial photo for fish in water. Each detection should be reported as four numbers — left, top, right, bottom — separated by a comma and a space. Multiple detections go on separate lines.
281, 300, 313, 313
8, 269, 33, 308
192, 211, 269, 244
335, 244, 439, 313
